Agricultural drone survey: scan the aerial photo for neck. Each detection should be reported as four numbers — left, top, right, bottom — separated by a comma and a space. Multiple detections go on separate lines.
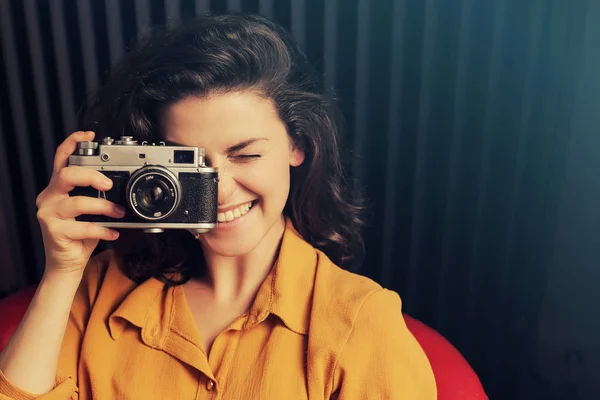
197, 216, 286, 303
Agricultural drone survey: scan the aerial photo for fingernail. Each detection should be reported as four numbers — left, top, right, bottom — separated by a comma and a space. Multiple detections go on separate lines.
102, 177, 113, 188
114, 205, 126, 216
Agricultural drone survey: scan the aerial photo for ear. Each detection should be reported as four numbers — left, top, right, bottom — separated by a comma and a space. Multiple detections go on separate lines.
289, 144, 305, 167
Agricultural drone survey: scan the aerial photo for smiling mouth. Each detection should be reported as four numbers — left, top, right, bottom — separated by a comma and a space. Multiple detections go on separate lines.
217, 201, 256, 223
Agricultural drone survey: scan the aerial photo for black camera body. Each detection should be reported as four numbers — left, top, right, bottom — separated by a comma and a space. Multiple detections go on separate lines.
67, 136, 218, 234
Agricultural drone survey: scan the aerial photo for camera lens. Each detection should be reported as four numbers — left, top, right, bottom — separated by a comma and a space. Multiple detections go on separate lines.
127, 167, 181, 220
139, 182, 167, 209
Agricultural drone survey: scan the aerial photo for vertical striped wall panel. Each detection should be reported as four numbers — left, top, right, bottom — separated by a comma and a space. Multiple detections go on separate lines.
0, 1, 594, 398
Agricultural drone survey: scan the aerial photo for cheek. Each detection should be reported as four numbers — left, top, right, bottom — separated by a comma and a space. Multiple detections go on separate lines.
235, 159, 291, 199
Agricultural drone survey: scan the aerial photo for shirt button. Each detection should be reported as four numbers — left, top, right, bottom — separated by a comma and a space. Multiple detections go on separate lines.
206, 380, 215, 391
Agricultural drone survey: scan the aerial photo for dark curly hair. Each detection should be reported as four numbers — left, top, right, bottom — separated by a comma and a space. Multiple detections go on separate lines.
78, 13, 364, 285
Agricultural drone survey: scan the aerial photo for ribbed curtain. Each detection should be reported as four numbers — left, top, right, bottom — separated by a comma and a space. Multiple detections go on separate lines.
0, 1, 595, 398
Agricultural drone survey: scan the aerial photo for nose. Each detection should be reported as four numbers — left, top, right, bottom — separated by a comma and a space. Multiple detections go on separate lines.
216, 165, 234, 206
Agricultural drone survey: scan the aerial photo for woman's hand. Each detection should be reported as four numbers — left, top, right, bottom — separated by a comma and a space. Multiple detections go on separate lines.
35, 131, 126, 277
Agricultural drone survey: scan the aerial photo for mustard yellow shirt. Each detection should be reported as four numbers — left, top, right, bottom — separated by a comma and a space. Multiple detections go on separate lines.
0, 221, 436, 399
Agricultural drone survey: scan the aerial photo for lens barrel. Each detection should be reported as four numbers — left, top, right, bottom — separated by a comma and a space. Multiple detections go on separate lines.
127, 166, 181, 220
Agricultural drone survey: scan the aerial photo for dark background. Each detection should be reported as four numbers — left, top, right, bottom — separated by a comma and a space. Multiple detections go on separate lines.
1, 1, 599, 399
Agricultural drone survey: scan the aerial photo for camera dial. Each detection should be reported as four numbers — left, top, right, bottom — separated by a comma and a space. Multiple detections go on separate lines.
76, 141, 98, 156
116, 136, 138, 145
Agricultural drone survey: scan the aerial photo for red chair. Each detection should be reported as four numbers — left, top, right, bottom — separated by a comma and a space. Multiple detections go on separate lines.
403, 315, 487, 399
0, 285, 38, 353
0, 286, 486, 399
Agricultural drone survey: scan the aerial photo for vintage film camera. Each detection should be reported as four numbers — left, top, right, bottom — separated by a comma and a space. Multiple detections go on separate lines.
68, 136, 218, 235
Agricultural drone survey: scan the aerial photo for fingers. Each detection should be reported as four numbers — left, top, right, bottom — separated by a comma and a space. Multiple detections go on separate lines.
50, 166, 113, 195
54, 196, 126, 220
53, 220, 120, 242
53, 131, 95, 174
39, 131, 109, 208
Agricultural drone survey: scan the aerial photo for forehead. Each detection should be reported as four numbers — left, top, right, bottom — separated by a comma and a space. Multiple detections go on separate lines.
160, 91, 286, 146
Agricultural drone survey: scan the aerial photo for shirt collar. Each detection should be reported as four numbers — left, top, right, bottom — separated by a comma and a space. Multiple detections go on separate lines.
107, 275, 168, 345
244, 218, 317, 335
108, 218, 318, 341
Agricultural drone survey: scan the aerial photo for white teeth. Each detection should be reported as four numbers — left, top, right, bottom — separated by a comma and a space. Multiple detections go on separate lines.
217, 201, 253, 223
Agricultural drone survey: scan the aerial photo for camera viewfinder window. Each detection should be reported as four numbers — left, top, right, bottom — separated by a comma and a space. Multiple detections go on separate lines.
174, 150, 194, 164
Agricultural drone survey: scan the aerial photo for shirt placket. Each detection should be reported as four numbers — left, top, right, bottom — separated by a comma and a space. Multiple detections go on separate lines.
209, 329, 246, 398
156, 284, 221, 398
160, 331, 220, 399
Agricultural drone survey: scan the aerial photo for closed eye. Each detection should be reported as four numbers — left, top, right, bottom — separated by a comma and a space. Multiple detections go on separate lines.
235, 154, 261, 159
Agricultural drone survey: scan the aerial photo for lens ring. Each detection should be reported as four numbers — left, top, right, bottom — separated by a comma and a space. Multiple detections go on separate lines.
127, 166, 181, 220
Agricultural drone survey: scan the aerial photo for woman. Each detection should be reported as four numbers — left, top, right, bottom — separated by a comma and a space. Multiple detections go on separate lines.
0, 14, 435, 399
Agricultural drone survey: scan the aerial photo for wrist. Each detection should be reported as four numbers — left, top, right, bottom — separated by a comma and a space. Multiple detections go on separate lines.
40, 268, 83, 294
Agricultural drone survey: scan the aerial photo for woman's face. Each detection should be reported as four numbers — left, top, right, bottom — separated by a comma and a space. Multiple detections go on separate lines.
161, 91, 304, 257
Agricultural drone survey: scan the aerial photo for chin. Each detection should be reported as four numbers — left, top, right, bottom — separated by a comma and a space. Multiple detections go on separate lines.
198, 209, 286, 258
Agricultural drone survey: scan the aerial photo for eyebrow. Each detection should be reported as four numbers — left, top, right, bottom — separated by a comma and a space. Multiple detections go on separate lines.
225, 138, 268, 153
165, 138, 268, 153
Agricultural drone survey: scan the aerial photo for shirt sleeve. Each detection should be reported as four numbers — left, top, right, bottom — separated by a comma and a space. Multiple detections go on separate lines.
0, 254, 107, 400
0, 371, 77, 400
332, 289, 437, 400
